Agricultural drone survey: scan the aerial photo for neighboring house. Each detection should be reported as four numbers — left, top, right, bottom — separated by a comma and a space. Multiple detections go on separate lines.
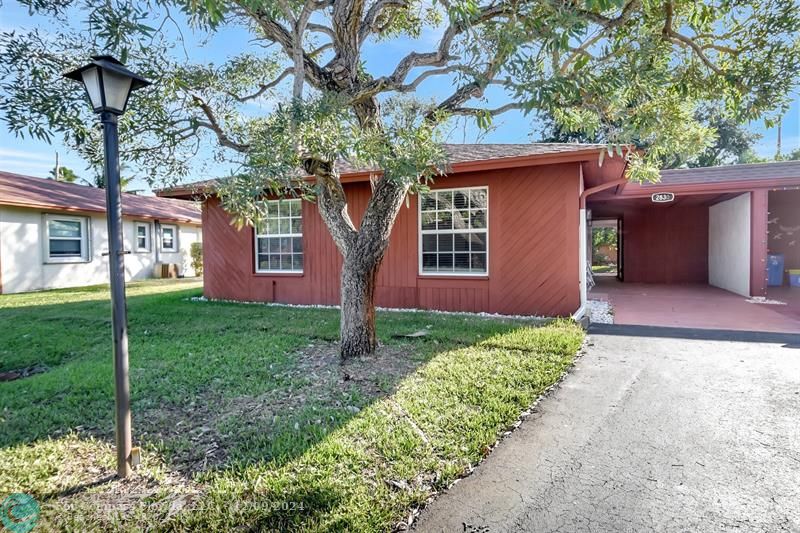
0, 171, 202, 294
158, 145, 800, 318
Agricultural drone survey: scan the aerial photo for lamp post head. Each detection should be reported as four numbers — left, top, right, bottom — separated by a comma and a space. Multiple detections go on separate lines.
64, 55, 151, 115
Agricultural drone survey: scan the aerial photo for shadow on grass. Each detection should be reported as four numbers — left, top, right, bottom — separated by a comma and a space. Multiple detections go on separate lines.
0, 283, 531, 470
1, 282, 581, 531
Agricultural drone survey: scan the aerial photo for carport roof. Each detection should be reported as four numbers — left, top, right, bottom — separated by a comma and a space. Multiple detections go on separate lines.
654, 160, 800, 187
600, 159, 800, 201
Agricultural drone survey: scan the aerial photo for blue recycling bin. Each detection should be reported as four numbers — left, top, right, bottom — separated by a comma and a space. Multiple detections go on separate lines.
767, 253, 785, 286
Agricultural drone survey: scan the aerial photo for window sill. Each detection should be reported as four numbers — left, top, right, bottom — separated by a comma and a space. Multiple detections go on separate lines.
254, 271, 305, 277
417, 273, 489, 280
44, 258, 91, 265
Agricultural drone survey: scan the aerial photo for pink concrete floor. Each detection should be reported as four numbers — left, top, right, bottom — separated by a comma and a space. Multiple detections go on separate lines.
590, 278, 800, 333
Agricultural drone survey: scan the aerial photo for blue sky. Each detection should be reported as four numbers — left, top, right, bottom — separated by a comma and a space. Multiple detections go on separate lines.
1, 1, 798, 195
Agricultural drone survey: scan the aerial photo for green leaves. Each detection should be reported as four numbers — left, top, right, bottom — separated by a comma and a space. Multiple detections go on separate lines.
510, 0, 799, 180
2, 0, 798, 197
354, 97, 447, 189
216, 94, 447, 227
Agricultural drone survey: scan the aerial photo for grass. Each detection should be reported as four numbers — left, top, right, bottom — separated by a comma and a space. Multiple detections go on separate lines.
0, 279, 585, 531
591, 264, 616, 274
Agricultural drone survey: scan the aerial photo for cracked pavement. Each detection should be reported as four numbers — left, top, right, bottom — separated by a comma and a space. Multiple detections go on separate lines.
414, 327, 800, 532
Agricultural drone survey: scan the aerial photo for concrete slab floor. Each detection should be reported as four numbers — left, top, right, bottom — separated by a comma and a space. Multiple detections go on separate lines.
414, 328, 800, 533
590, 279, 800, 334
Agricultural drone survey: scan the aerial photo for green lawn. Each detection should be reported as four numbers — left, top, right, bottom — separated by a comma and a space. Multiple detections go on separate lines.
0, 279, 584, 531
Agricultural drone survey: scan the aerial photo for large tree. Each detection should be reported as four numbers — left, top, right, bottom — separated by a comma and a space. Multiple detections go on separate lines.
1, 0, 798, 357
685, 105, 762, 168
538, 102, 764, 168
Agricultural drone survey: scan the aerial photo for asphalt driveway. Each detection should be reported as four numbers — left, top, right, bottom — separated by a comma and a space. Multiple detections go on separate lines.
415, 325, 800, 532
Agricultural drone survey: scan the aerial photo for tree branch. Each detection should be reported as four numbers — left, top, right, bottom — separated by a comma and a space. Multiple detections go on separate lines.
355, 176, 410, 268
190, 95, 250, 152
308, 22, 336, 39
661, 2, 724, 77
236, 1, 333, 91
303, 158, 358, 253
561, 0, 640, 74
226, 67, 294, 102
666, 31, 724, 76
448, 102, 523, 116
358, 0, 408, 43
354, 3, 507, 101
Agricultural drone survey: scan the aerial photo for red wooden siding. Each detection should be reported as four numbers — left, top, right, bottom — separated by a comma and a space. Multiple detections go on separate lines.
202, 162, 582, 316
621, 205, 709, 284
750, 190, 769, 296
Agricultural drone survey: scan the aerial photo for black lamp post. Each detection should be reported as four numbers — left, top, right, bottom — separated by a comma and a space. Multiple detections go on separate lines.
64, 55, 150, 478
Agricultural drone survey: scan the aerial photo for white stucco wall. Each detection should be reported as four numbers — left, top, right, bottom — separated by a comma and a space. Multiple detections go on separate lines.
708, 193, 751, 296
0, 206, 201, 294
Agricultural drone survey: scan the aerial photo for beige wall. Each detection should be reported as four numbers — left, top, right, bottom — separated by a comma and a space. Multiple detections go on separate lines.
708, 193, 751, 297
0, 206, 201, 294
768, 189, 800, 276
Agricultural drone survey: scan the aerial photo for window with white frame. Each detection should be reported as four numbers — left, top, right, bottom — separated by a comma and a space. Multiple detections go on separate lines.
161, 224, 178, 252
419, 187, 488, 275
135, 222, 151, 252
46, 215, 89, 262
255, 199, 304, 273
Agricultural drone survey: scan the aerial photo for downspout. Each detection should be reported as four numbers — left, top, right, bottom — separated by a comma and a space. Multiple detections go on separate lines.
572, 176, 629, 321
154, 220, 161, 264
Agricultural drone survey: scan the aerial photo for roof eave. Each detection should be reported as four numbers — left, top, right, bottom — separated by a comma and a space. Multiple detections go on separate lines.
615, 176, 800, 198
0, 199, 201, 225
159, 147, 613, 198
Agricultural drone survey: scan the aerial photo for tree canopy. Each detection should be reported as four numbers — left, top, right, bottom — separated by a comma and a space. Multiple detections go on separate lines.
539, 102, 765, 168
2, 0, 798, 197
49, 165, 80, 182
2, 0, 799, 356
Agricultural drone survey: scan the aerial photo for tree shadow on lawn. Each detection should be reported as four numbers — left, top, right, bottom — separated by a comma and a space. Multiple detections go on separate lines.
0, 285, 551, 520
135, 339, 432, 474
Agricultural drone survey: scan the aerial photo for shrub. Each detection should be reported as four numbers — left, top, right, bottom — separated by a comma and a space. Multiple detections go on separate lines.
190, 242, 203, 276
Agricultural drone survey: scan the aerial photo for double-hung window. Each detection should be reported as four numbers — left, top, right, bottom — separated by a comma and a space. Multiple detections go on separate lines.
135, 222, 151, 252
46, 215, 89, 262
161, 224, 177, 252
255, 199, 304, 273
419, 187, 488, 275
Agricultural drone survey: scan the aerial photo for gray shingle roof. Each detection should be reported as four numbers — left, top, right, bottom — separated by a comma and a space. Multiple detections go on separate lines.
654, 160, 800, 186
158, 143, 606, 196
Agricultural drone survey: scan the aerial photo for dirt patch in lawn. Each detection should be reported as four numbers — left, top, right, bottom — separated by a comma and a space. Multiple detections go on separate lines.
0, 365, 48, 381
136, 340, 426, 474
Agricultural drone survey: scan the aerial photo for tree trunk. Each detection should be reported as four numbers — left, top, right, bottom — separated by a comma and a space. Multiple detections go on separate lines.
339, 255, 379, 358
304, 88, 408, 358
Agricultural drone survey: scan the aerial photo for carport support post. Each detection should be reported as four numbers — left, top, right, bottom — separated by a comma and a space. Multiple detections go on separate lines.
101, 111, 133, 478
750, 190, 769, 298
576, 207, 588, 317
575, 177, 629, 319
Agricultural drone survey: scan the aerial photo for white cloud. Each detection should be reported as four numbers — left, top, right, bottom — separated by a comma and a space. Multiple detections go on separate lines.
0, 148, 56, 162
0, 158, 53, 177
0, 147, 58, 176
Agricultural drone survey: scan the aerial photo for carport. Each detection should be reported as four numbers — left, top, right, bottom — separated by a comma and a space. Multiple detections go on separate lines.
586, 160, 800, 333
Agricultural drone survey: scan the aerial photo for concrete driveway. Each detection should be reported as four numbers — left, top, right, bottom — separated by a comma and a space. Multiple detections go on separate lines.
415, 325, 800, 532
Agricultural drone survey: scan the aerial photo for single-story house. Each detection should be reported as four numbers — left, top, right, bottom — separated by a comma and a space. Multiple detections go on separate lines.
0, 171, 202, 294
158, 145, 800, 319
